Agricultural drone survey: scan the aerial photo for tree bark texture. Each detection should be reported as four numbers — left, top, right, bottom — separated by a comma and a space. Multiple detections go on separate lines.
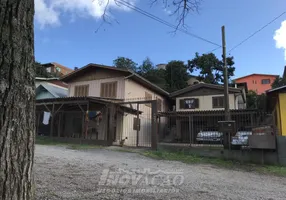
0, 0, 35, 199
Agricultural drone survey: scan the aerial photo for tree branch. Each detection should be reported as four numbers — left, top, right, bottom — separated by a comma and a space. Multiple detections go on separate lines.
155, 0, 201, 30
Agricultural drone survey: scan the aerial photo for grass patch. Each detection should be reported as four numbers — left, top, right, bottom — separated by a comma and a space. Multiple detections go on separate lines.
142, 150, 235, 168
67, 144, 102, 150
36, 136, 102, 150
142, 149, 286, 177
257, 165, 286, 176
36, 136, 65, 146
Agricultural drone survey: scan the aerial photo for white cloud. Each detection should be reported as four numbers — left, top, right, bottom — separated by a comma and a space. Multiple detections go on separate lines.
35, 0, 137, 28
274, 20, 286, 60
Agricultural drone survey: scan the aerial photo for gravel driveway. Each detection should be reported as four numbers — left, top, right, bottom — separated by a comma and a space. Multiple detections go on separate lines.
35, 145, 286, 200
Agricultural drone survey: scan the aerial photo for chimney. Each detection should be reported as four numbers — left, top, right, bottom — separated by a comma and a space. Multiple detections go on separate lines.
74, 67, 78, 70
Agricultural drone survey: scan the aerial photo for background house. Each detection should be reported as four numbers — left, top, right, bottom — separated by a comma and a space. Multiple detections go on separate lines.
234, 74, 278, 94
36, 83, 68, 100
35, 77, 68, 100
42, 62, 74, 77
170, 83, 246, 111
60, 63, 170, 147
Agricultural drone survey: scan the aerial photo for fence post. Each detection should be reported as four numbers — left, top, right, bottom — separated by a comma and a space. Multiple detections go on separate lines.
189, 115, 192, 146
136, 103, 139, 147
151, 100, 158, 150
50, 103, 55, 137
108, 104, 116, 145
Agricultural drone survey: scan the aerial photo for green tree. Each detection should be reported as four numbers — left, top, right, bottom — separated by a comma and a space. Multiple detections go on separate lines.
35, 61, 52, 78
138, 57, 154, 75
272, 76, 286, 89
187, 53, 235, 84
246, 90, 267, 110
165, 61, 189, 92
0, 0, 35, 199
113, 57, 138, 71
137, 58, 167, 90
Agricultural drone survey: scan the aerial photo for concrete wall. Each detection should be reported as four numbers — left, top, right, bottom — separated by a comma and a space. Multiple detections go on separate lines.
159, 144, 279, 165
277, 136, 286, 165
68, 77, 125, 99
176, 94, 237, 111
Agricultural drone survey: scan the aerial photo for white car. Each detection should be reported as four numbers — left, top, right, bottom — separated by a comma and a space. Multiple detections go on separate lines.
231, 131, 252, 146
196, 131, 223, 143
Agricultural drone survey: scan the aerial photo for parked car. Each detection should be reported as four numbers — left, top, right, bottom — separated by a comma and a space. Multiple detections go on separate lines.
196, 131, 223, 144
231, 131, 252, 146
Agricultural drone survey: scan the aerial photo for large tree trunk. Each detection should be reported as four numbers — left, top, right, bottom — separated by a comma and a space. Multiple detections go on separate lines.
0, 0, 35, 199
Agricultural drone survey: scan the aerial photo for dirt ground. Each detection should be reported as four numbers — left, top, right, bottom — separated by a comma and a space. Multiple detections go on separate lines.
35, 145, 286, 200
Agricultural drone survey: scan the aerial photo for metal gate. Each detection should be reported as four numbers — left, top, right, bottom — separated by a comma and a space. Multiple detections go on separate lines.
113, 99, 158, 149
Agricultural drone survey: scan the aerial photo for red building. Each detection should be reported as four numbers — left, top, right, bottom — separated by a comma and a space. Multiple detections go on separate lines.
234, 74, 278, 95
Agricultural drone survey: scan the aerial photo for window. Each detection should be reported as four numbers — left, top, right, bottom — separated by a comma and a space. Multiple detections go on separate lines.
100, 81, 117, 98
180, 98, 199, 109
157, 98, 162, 111
74, 85, 89, 97
212, 96, 224, 108
145, 92, 152, 107
261, 79, 270, 84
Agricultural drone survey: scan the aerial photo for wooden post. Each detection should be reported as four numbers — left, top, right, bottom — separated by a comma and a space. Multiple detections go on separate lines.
250, 113, 254, 128
50, 103, 55, 137
108, 104, 115, 145
222, 26, 230, 121
36, 112, 41, 136
151, 100, 158, 150
136, 103, 139, 147
58, 112, 61, 137
158, 116, 161, 141
85, 102, 90, 139
189, 115, 192, 145
81, 112, 85, 139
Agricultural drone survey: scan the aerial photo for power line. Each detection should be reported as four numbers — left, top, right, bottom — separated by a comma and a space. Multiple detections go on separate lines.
205, 46, 221, 54
228, 11, 286, 53
115, 0, 221, 47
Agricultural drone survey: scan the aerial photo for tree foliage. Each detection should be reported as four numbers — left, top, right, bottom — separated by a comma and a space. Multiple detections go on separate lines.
272, 76, 286, 89
165, 61, 189, 92
113, 57, 138, 71
137, 58, 167, 90
187, 53, 235, 84
138, 57, 154, 75
246, 90, 267, 110
35, 61, 51, 78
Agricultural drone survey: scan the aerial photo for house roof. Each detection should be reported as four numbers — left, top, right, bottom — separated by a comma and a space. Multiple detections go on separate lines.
170, 83, 243, 98
42, 62, 73, 73
36, 83, 68, 98
234, 73, 279, 81
60, 63, 169, 97
35, 77, 68, 88
266, 85, 286, 94
35, 77, 59, 81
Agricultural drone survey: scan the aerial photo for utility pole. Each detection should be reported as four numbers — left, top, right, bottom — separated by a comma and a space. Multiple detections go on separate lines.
222, 26, 230, 120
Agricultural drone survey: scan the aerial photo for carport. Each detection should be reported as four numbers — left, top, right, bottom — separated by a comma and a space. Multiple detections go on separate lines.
36, 97, 140, 146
